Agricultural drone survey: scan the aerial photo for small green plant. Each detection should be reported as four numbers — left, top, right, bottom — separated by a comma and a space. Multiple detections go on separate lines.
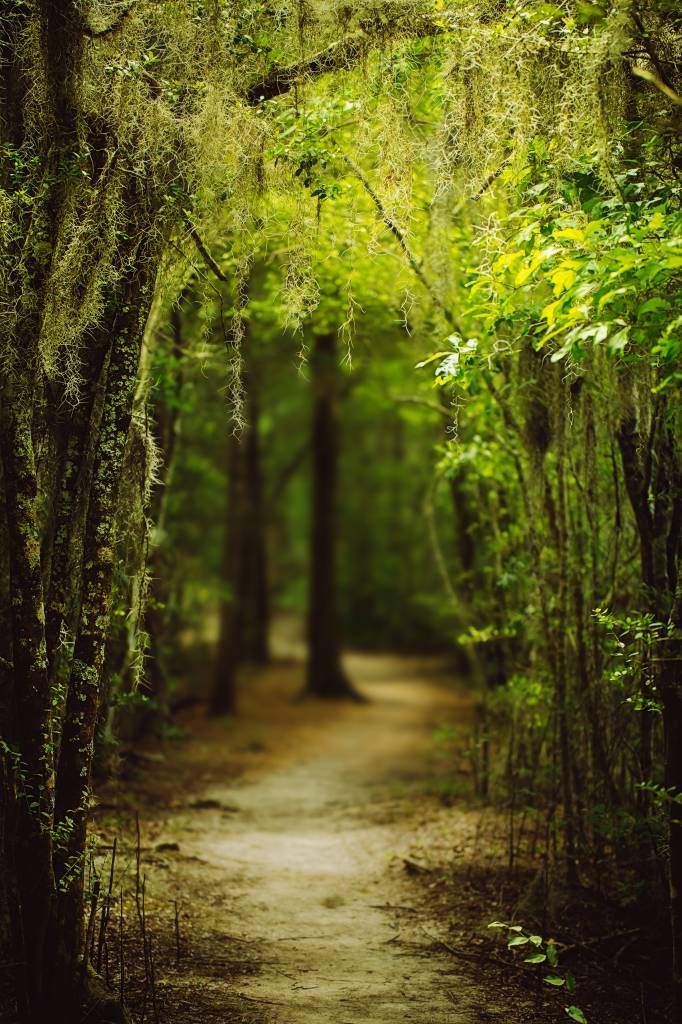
489, 921, 588, 1023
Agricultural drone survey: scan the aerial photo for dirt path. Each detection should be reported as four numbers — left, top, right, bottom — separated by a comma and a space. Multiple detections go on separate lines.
107, 647, 532, 1024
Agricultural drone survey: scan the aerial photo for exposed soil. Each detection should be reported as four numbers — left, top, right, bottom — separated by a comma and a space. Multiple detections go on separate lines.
92, 639, 658, 1024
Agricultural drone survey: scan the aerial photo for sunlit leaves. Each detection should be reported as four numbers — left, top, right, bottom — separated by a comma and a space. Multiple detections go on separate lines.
459, 152, 682, 379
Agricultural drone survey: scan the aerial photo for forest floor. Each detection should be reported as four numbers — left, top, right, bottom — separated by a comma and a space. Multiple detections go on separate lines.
93, 629, 656, 1024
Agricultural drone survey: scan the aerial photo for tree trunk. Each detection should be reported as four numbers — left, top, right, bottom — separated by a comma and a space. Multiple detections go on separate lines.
211, 319, 271, 712
0, 396, 56, 1019
555, 427, 578, 885
617, 381, 682, 1014
50, 247, 158, 1006
138, 301, 187, 734
211, 426, 250, 715
305, 332, 358, 699
244, 369, 270, 665
44, 339, 111, 687
660, 621, 682, 1022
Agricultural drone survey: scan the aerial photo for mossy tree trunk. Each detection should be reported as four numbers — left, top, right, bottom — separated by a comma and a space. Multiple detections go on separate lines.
50, 241, 159, 1001
139, 298, 189, 735
0, 396, 56, 1019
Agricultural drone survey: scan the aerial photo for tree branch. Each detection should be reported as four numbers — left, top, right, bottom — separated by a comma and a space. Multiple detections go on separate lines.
632, 66, 682, 106
245, 14, 450, 106
81, 1, 137, 39
246, 32, 367, 105
184, 217, 229, 284
341, 151, 463, 333
631, 12, 677, 93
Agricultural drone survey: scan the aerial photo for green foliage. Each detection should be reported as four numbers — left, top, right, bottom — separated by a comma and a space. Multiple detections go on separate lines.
594, 608, 665, 714
464, 149, 682, 378
272, 104, 348, 201
489, 921, 587, 1019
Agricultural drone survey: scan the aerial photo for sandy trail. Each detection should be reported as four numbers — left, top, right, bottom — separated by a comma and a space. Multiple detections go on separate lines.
130, 646, 510, 1024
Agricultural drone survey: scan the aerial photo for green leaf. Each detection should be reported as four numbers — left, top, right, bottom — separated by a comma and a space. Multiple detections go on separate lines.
524, 953, 547, 964
638, 297, 671, 315
565, 1007, 588, 1024
547, 941, 559, 967
542, 298, 563, 324
544, 974, 566, 987
415, 352, 448, 369
529, 934, 543, 946
508, 935, 530, 947
607, 326, 630, 353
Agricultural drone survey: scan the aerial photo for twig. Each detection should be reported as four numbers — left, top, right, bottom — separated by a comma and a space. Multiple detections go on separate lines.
632, 66, 682, 105
119, 890, 125, 1008
341, 152, 462, 333
184, 217, 230, 283
420, 927, 483, 962
85, 866, 100, 966
631, 12, 677, 93
174, 900, 182, 964
96, 837, 117, 971
369, 903, 417, 912
149, 933, 160, 1024
402, 857, 433, 874
392, 395, 452, 418
559, 927, 640, 957
238, 993, 288, 1005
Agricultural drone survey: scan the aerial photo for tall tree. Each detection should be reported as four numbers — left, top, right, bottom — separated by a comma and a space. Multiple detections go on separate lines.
305, 331, 358, 699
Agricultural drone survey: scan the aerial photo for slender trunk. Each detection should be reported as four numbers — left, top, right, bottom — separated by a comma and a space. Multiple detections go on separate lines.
211, 317, 271, 709
305, 332, 357, 699
617, 380, 682, 1012
660, 621, 682, 1021
138, 297, 189, 733
244, 372, 270, 664
555, 412, 578, 885
211, 427, 250, 715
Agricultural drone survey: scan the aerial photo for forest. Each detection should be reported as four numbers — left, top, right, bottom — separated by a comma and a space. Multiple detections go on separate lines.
0, 1, 681, 1023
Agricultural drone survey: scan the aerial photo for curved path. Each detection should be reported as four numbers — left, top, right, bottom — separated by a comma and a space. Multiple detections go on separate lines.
127, 650, 515, 1024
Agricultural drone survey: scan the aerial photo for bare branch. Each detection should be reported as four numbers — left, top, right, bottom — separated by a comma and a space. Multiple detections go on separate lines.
631, 12, 677, 93
632, 66, 682, 106
184, 217, 229, 284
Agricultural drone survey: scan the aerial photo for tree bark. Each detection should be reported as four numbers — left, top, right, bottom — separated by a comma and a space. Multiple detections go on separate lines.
211, 313, 271, 713
244, 367, 270, 665
138, 300, 188, 734
0, 395, 56, 1018
50, 245, 159, 1005
211, 426, 250, 716
305, 332, 358, 700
